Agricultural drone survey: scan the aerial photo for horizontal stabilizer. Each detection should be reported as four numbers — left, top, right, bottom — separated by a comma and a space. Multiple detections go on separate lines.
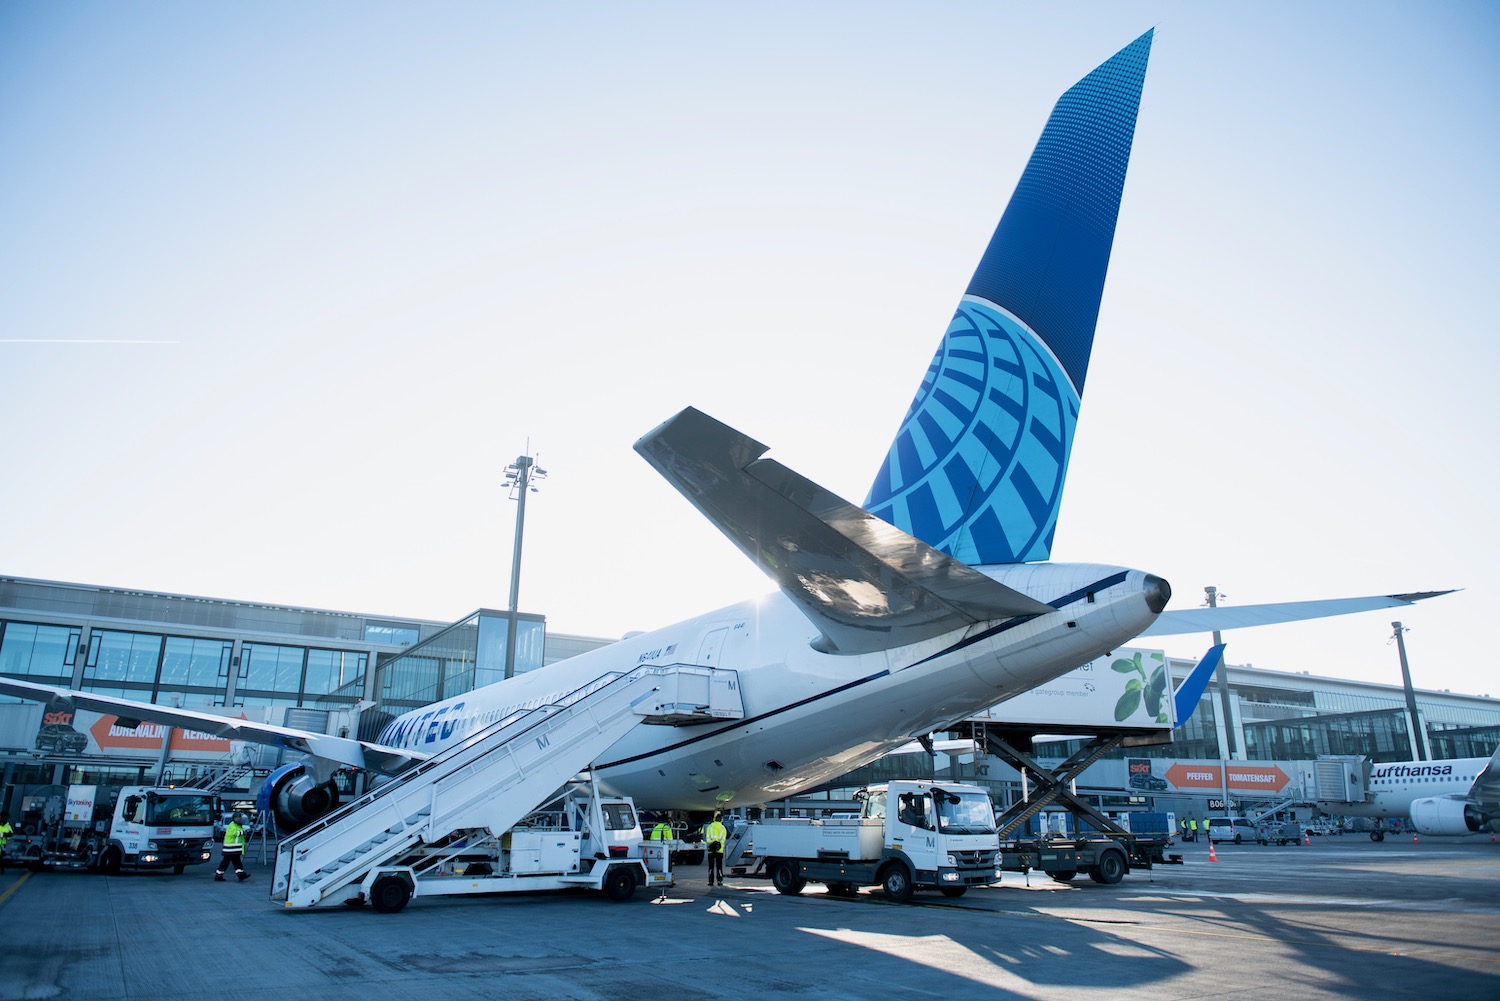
634, 407, 1052, 654
1139, 591, 1456, 637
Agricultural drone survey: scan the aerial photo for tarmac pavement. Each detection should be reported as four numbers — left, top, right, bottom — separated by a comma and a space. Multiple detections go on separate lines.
2, 832, 1497, 1000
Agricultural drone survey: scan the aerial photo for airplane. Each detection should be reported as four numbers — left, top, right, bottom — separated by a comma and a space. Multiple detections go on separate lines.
1315, 749, 1500, 837
0, 31, 1450, 835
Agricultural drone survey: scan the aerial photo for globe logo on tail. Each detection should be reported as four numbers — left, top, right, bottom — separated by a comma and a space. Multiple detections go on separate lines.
866, 296, 1079, 565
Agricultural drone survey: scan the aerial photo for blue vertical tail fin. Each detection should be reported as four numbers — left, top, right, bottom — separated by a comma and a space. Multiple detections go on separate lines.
865, 31, 1153, 564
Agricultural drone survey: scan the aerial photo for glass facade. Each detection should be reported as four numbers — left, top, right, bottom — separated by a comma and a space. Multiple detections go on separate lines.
379, 611, 545, 710
0, 621, 81, 682
237, 642, 368, 709
158, 637, 233, 697
1243, 708, 1416, 763
85, 629, 163, 689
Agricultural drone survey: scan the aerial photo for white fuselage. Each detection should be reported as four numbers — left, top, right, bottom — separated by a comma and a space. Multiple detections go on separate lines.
373, 562, 1163, 811
1319, 758, 1488, 820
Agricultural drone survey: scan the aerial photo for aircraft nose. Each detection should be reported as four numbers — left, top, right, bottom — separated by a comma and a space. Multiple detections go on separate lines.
1143, 574, 1172, 613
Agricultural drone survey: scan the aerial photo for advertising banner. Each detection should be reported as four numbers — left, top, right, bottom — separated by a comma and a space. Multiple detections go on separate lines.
972, 647, 1174, 729
1124, 758, 1295, 796
6, 705, 239, 763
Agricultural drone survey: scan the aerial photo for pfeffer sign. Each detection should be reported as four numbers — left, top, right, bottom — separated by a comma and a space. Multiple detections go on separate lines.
1163, 762, 1292, 793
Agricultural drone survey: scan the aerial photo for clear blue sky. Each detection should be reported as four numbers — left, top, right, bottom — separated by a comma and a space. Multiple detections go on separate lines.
3, 2, 1497, 699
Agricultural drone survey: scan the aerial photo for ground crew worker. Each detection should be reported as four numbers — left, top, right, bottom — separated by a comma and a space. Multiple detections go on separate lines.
703, 813, 727, 887
0, 811, 12, 874
215, 812, 250, 882
650, 818, 674, 842
1188, 817, 1198, 842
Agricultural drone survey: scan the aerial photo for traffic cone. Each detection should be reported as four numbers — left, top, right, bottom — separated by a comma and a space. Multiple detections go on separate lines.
1208, 840, 1218, 862
1412, 831, 1420, 844
1303, 830, 1311, 846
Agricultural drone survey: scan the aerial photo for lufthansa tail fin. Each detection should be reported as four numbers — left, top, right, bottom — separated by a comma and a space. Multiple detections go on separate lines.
865, 31, 1153, 565
1172, 644, 1226, 727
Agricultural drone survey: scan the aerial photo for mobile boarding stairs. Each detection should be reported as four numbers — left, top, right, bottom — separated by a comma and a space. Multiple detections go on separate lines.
271, 664, 741, 909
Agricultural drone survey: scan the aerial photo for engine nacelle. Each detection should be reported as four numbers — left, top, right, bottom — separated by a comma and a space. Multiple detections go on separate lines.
1410, 796, 1487, 836
257, 762, 341, 835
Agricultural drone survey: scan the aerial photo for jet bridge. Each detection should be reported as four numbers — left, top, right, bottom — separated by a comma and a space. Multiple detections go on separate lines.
271, 664, 741, 909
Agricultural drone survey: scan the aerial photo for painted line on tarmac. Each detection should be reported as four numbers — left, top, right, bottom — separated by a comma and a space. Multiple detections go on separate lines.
1103, 912, 1500, 968
1122, 887, 1500, 915
0, 871, 32, 908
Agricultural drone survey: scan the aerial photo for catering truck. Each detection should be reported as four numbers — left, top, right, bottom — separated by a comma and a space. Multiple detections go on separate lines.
746, 780, 1001, 901
5, 784, 218, 874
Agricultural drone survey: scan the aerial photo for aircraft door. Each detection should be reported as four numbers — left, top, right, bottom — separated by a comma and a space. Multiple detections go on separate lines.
697, 627, 730, 668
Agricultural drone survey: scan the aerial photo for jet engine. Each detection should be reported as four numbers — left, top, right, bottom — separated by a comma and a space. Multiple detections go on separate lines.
257, 762, 342, 834
1409, 796, 1488, 836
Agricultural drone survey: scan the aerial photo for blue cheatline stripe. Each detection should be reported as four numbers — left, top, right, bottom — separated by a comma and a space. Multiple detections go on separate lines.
597, 572, 1131, 772
910, 570, 1131, 669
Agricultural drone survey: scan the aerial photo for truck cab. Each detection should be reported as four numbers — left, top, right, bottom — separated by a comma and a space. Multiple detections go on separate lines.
7, 784, 218, 874
750, 780, 1001, 902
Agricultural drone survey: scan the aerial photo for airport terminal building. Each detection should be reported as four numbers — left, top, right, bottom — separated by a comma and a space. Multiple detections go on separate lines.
3, 574, 1497, 822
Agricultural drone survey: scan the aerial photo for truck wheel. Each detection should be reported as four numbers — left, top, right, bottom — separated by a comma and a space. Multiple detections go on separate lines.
603, 867, 637, 902
1048, 870, 1077, 883
881, 865, 914, 903
1371, 831, 1384, 842
939, 886, 967, 898
369, 874, 412, 913
769, 861, 805, 895
1088, 850, 1127, 885
100, 847, 123, 876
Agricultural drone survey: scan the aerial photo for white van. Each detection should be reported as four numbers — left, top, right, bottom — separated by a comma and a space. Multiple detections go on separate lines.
1208, 817, 1253, 844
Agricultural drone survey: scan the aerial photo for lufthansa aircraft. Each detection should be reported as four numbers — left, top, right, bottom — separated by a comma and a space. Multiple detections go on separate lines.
0, 32, 1446, 833
1316, 749, 1500, 837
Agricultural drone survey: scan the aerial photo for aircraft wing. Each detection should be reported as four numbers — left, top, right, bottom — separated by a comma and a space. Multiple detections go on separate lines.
635, 407, 1053, 655
1138, 591, 1455, 636
0, 676, 424, 774
1468, 745, 1500, 811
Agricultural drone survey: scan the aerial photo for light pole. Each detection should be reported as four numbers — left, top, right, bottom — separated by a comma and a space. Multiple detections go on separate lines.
1391, 621, 1429, 761
502, 453, 547, 679
1204, 586, 1239, 761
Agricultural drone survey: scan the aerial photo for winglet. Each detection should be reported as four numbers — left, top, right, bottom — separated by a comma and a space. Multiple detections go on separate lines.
1173, 644, 1225, 726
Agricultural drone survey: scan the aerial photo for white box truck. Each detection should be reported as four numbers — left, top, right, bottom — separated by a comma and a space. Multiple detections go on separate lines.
747, 780, 1001, 902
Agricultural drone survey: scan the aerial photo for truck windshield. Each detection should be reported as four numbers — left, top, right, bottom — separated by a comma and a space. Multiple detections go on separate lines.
146, 794, 217, 826
934, 790, 996, 835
